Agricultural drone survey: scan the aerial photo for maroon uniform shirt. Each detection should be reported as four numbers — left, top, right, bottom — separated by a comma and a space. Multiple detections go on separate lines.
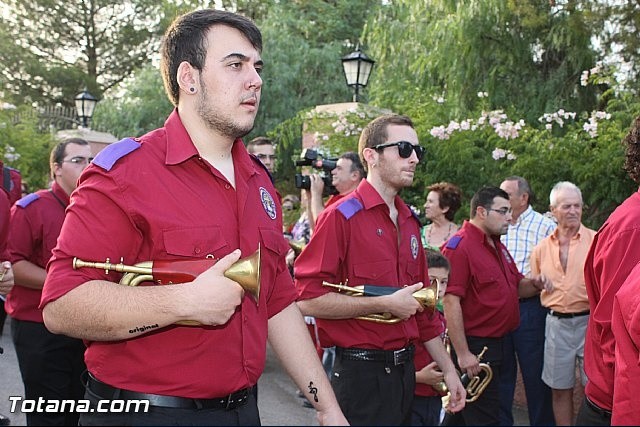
41, 110, 297, 398
0, 188, 9, 258
5, 182, 69, 322
414, 310, 446, 398
611, 261, 640, 425
442, 221, 522, 338
583, 189, 640, 411
295, 179, 443, 350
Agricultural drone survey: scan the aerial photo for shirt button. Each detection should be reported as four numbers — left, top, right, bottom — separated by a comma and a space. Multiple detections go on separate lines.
225, 184, 231, 189
194, 247, 201, 254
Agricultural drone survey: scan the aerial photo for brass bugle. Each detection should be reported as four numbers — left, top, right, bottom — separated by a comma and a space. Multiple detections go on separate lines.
322, 279, 439, 324
288, 238, 306, 256
73, 248, 261, 324
438, 345, 493, 403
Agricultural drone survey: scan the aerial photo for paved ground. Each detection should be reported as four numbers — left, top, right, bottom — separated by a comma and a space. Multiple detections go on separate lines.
1, 316, 530, 426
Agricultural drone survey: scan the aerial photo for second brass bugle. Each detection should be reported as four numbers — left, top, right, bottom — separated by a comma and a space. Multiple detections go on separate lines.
322, 279, 439, 324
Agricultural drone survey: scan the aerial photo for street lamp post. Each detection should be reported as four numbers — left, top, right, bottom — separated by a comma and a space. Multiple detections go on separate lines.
74, 89, 98, 128
341, 46, 375, 103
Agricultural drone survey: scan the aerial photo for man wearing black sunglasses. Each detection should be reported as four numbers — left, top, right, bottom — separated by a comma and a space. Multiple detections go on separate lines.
295, 114, 465, 425
5, 138, 92, 426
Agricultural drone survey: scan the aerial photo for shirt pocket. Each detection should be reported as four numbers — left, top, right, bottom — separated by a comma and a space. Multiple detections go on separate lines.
352, 259, 396, 285
163, 226, 229, 258
259, 227, 289, 257
472, 268, 503, 301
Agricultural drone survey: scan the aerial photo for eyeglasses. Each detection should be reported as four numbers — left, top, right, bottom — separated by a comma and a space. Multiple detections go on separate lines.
373, 141, 425, 161
62, 156, 94, 165
255, 154, 277, 161
487, 207, 512, 216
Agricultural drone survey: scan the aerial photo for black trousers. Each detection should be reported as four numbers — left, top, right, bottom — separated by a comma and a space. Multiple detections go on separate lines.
11, 318, 86, 426
575, 397, 611, 426
79, 386, 261, 426
331, 350, 415, 426
441, 336, 504, 426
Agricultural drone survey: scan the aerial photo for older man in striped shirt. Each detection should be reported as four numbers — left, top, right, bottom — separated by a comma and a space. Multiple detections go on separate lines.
499, 176, 557, 426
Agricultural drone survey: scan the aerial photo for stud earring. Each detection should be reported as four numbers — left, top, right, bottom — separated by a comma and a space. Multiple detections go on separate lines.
189, 87, 196, 93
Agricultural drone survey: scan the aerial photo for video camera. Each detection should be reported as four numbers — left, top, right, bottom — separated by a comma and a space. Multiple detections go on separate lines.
294, 149, 338, 197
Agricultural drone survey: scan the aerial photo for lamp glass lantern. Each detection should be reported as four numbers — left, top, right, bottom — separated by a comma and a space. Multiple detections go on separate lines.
74, 90, 98, 128
341, 47, 375, 102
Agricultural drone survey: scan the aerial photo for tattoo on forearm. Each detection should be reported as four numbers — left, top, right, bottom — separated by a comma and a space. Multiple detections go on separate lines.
308, 381, 319, 402
128, 324, 159, 334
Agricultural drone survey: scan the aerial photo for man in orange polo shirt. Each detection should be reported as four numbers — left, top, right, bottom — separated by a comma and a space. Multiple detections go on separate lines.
531, 181, 595, 425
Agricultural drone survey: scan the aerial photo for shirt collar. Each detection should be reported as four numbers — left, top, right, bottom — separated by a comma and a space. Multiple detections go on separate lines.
355, 179, 413, 220
164, 109, 199, 165
550, 223, 587, 241
51, 181, 70, 206
513, 205, 534, 226
162, 109, 258, 177
462, 220, 502, 247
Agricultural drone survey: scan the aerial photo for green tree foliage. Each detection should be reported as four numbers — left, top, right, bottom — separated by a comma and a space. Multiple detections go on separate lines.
91, 64, 173, 139
0, 0, 168, 107
363, 0, 600, 124
583, 0, 640, 89
0, 106, 54, 191
251, 0, 382, 139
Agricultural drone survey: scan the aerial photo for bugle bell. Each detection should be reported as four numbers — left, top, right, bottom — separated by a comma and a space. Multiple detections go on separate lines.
322, 279, 439, 324
438, 345, 493, 404
287, 238, 306, 256
72, 248, 261, 326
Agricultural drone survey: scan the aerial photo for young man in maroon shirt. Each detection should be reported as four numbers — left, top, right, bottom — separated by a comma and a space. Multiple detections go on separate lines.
40, 9, 345, 426
6, 138, 92, 426
295, 114, 465, 425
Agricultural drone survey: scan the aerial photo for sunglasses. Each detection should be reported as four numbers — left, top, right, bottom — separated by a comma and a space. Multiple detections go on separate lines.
373, 141, 425, 161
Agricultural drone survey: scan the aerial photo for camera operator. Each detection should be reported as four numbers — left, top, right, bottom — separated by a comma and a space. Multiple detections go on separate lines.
307, 152, 364, 230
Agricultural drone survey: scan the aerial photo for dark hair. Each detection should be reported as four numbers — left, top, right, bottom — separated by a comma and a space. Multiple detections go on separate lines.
503, 175, 535, 204
623, 115, 640, 184
426, 249, 450, 271
49, 138, 90, 179
358, 114, 414, 171
246, 136, 274, 153
160, 9, 262, 106
470, 186, 510, 218
427, 182, 462, 222
340, 151, 365, 180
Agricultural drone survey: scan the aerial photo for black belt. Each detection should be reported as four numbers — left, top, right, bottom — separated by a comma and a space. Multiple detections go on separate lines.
337, 344, 414, 365
585, 396, 612, 418
86, 373, 251, 410
550, 309, 590, 319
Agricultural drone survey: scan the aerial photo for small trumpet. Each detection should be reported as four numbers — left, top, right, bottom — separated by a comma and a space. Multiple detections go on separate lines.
322, 279, 439, 324
73, 248, 261, 326
287, 238, 306, 256
438, 345, 493, 403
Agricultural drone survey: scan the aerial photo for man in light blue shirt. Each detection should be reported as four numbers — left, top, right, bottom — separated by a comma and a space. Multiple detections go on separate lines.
499, 176, 557, 426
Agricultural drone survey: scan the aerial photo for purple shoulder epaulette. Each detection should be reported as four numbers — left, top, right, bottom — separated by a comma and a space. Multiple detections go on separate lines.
337, 197, 363, 220
92, 138, 141, 171
16, 193, 40, 208
445, 235, 463, 250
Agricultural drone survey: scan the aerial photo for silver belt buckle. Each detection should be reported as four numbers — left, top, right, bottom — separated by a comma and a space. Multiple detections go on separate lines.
393, 348, 406, 365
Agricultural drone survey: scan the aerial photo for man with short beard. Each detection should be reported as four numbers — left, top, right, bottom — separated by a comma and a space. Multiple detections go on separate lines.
295, 114, 466, 425
40, 9, 345, 426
